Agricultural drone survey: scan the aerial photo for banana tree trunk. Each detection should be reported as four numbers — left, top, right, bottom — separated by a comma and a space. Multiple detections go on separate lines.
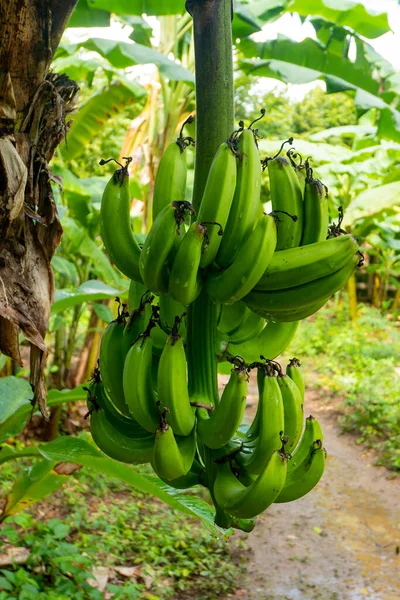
0, 0, 79, 417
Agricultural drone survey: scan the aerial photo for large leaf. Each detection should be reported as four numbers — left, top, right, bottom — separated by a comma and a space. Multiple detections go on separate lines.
287, 0, 390, 39
0, 460, 66, 522
344, 181, 400, 227
239, 37, 400, 142
38, 435, 216, 525
61, 217, 121, 287
85, 0, 185, 16
258, 138, 351, 163
0, 377, 33, 441
52, 280, 125, 314
60, 81, 145, 160
0, 384, 87, 443
62, 38, 194, 84
309, 125, 377, 141
68, 0, 110, 27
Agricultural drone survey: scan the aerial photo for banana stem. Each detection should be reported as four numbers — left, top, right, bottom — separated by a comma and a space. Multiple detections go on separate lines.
185, 0, 234, 512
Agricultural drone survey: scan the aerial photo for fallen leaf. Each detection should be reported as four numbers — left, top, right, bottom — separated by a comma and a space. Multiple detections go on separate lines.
0, 547, 30, 566
312, 527, 323, 535
87, 566, 109, 592
113, 566, 140, 578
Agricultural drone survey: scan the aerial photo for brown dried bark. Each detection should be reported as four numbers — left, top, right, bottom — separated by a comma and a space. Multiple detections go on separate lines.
0, 0, 79, 417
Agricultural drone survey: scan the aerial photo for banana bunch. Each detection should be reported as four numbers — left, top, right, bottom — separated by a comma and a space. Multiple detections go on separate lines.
93, 118, 362, 531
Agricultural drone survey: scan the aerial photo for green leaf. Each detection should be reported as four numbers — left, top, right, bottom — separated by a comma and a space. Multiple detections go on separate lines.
239, 37, 400, 142
0, 445, 41, 466
51, 256, 79, 285
92, 303, 114, 324
309, 125, 377, 141
60, 81, 145, 161
37, 435, 215, 525
85, 0, 184, 16
61, 216, 121, 287
0, 385, 87, 444
258, 138, 352, 163
68, 0, 110, 27
287, 0, 390, 39
344, 181, 400, 227
52, 280, 125, 314
0, 460, 66, 522
0, 378, 33, 428
63, 38, 194, 84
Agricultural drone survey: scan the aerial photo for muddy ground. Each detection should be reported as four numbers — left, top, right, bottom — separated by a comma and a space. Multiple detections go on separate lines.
223, 385, 400, 600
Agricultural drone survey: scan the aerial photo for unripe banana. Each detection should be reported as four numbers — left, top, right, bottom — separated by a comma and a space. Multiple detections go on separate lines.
157, 329, 195, 436
267, 155, 303, 251
100, 160, 142, 283
217, 129, 262, 268
214, 449, 287, 519
206, 214, 277, 305
287, 415, 323, 474
237, 371, 284, 476
218, 302, 248, 337
244, 254, 359, 314
196, 141, 237, 268
255, 234, 359, 291
140, 201, 195, 295
286, 358, 305, 401
226, 320, 299, 364
277, 374, 304, 452
99, 311, 130, 417
169, 222, 207, 305
123, 335, 160, 432
152, 420, 196, 481
152, 127, 191, 220
197, 363, 248, 449
301, 162, 329, 246
275, 441, 326, 503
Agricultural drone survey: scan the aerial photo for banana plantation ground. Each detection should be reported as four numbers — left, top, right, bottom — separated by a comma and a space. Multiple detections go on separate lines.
225, 384, 400, 600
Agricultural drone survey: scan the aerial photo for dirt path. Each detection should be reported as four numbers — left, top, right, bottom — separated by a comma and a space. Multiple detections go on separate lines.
227, 386, 400, 600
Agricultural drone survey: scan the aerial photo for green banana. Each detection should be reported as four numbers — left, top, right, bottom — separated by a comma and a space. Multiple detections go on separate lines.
237, 371, 284, 476
218, 302, 248, 337
86, 378, 139, 435
90, 403, 155, 465
301, 162, 329, 246
267, 155, 303, 250
139, 201, 195, 295
286, 358, 305, 401
255, 234, 358, 291
169, 222, 207, 305
197, 361, 248, 449
158, 295, 186, 337
152, 419, 197, 481
275, 441, 326, 503
217, 128, 262, 268
196, 140, 237, 268
157, 325, 195, 436
229, 311, 265, 345
206, 214, 277, 305
158, 459, 204, 489
226, 320, 299, 364
123, 335, 160, 432
251, 296, 330, 323
152, 121, 193, 220
214, 449, 287, 519
244, 254, 359, 314
123, 293, 153, 353
277, 374, 304, 452
99, 309, 131, 417
287, 415, 323, 473
99, 159, 142, 283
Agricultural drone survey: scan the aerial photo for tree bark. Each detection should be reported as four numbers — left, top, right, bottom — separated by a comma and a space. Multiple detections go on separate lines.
0, 0, 79, 417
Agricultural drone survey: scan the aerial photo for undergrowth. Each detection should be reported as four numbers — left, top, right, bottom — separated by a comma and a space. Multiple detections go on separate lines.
0, 464, 247, 600
289, 300, 400, 470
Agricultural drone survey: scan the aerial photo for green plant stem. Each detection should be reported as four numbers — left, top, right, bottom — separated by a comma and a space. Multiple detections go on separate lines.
186, 0, 234, 518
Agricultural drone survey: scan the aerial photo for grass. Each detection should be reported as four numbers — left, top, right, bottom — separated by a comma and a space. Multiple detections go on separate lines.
288, 299, 400, 470
0, 461, 248, 600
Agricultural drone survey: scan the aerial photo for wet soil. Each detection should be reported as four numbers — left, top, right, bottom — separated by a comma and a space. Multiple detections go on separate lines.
226, 385, 400, 600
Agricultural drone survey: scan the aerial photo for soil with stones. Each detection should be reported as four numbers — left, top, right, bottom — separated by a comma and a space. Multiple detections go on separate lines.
222, 383, 400, 600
